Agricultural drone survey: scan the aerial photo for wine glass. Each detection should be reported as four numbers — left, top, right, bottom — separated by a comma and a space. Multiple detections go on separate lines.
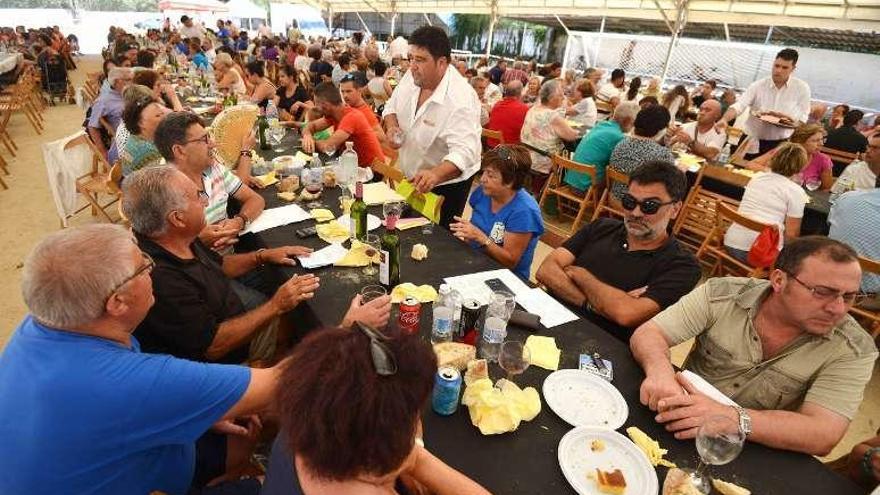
498, 340, 530, 384
687, 415, 746, 494
382, 201, 403, 227
360, 284, 386, 303
362, 233, 381, 276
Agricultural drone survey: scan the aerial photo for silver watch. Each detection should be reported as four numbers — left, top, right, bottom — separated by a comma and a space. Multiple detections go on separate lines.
732, 405, 752, 437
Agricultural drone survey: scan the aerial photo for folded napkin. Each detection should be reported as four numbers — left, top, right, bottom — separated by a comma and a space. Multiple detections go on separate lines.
397, 217, 431, 231
524, 335, 561, 371
461, 378, 542, 435
316, 221, 350, 244
334, 239, 378, 267
390, 283, 438, 304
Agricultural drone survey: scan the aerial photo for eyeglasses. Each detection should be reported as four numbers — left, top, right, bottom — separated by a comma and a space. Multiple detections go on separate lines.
184, 133, 211, 145
106, 252, 155, 303
784, 271, 867, 306
620, 192, 676, 215
356, 322, 398, 376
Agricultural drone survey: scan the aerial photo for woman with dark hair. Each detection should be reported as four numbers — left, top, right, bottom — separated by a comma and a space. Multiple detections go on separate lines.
308, 44, 332, 87
450, 145, 544, 280
119, 94, 165, 175
262, 327, 489, 495
245, 60, 276, 108
272, 65, 311, 122
625, 76, 641, 102
661, 84, 691, 122
132, 69, 184, 111
608, 104, 675, 198
261, 38, 279, 62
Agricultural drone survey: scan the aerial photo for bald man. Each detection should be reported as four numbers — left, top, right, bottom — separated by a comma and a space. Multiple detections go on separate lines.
485, 79, 530, 147
668, 99, 728, 161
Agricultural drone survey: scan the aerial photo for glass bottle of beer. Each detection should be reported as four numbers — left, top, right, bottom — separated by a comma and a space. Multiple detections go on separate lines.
350, 181, 368, 241
257, 108, 269, 150
379, 212, 400, 290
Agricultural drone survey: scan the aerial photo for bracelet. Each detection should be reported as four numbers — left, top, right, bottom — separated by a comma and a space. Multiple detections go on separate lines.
861, 446, 880, 481
239, 149, 253, 158
255, 248, 266, 266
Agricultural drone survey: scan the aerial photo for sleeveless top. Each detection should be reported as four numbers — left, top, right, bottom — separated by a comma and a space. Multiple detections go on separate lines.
520, 105, 566, 174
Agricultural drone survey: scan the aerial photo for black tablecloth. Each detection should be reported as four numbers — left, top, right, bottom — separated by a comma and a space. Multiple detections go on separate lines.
250, 182, 861, 495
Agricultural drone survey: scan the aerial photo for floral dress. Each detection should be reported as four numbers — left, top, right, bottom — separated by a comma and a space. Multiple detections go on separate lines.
520, 105, 566, 174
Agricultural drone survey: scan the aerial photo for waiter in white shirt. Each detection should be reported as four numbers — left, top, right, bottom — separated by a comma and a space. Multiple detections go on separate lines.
178, 16, 204, 41
716, 48, 811, 158
382, 26, 481, 229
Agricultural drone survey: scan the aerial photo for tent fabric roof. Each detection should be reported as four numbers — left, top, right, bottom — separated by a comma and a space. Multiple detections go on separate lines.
296, 0, 880, 31
158, 0, 229, 12
223, 0, 268, 18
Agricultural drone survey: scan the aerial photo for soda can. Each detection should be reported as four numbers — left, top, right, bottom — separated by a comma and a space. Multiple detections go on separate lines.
432, 366, 462, 416
456, 298, 483, 345
398, 296, 421, 335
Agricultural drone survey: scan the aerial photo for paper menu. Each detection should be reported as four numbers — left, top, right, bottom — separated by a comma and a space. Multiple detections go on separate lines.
516, 288, 579, 328
242, 204, 311, 234
395, 180, 442, 223
680, 370, 738, 407
297, 243, 348, 269
348, 181, 406, 205
442, 269, 532, 306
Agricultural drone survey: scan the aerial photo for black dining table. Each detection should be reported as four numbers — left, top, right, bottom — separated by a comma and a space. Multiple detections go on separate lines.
245, 138, 862, 493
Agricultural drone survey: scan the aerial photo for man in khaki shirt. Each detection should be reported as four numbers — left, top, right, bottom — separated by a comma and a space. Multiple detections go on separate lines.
631, 237, 877, 456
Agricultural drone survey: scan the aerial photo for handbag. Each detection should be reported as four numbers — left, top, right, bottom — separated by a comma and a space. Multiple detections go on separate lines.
747, 225, 780, 268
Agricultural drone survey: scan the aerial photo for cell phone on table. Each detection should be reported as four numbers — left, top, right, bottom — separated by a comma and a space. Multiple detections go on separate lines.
295, 226, 318, 238
484, 277, 512, 294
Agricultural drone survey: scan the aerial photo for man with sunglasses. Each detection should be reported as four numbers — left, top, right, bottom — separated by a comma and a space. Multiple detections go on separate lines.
537, 161, 700, 341
632, 237, 877, 456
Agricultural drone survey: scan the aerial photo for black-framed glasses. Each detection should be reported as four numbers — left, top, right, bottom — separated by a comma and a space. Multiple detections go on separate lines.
620, 192, 676, 215
183, 133, 211, 145
356, 322, 398, 376
106, 252, 155, 303
784, 271, 867, 306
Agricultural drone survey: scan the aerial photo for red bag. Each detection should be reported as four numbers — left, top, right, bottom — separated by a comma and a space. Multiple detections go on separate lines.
747, 226, 780, 268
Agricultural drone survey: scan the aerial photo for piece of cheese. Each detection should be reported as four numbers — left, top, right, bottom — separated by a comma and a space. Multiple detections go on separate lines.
253, 170, 278, 187
277, 191, 298, 202
524, 335, 561, 370
310, 208, 335, 223
712, 479, 751, 495
334, 240, 377, 267
316, 221, 350, 244
626, 426, 677, 468
461, 377, 542, 435
433, 342, 475, 371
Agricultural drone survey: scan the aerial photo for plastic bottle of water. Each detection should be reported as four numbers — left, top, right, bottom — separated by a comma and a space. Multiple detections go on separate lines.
431, 284, 454, 344
716, 143, 732, 165
480, 316, 507, 362
266, 100, 279, 125
340, 141, 358, 186
311, 152, 323, 169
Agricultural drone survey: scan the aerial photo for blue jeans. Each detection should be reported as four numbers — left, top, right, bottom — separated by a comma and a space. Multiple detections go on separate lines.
725, 246, 751, 265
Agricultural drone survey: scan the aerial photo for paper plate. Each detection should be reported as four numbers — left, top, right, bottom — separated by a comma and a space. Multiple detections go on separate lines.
336, 213, 381, 232
543, 369, 628, 429
558, 426, 659, 495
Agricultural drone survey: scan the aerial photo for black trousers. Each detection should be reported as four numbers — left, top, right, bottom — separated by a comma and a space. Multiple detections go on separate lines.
434, 174, 475, 229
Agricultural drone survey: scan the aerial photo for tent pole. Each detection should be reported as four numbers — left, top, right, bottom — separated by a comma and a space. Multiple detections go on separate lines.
486, 0, 498, 58
594, 16, 605, 68
390, 13, 397, 38
327, 5, 333, 34
659, 0, 687, 87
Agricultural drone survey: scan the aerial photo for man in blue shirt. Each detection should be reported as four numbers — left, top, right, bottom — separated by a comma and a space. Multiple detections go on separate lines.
87, 66, 132, 159
829, 186, 880, 292
0, 224, 282, 495
564, 101, 638, 192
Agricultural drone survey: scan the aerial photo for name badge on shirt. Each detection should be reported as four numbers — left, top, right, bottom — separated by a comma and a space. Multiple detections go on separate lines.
422, 118, 436, 127
489, 222, 505, 244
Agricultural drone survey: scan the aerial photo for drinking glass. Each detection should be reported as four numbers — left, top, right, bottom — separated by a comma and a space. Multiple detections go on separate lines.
360, 284, 387, 303
362, 234, 381, 276
382, 201, 404, 227
487, 290, 516, 323
687, 415, 746, 494
304, 168, 324, 208
498, 340, 530, 384
339, 187, 354, 215
805, 178, 821, 192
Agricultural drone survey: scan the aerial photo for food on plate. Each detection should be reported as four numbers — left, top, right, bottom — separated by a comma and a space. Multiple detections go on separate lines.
277, 191, 298, 202
310, 208, 334, 222
712, 478, 751, 495
411, 243, 429, 261
595, 468, 627, 494
464, 359, 488, 385
252, 170, 278, 188
433, 342, 476, 371
299, 189, 322, 201
278, 176, 300, 193
334, 240, 376, 267
626, 426, 677, 468
662, 468, 701, 495
322, 169, 337, 188
315, 221, 350, 244
591, 439, 606, 452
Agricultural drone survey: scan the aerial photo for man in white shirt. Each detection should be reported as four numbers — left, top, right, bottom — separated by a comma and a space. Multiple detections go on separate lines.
668, 100, 727, 161
716, 48, 810, 158
831, 134, 880, 195
596, 68, 626, 108
178, 16, 204, 41
382, 26, 481, 229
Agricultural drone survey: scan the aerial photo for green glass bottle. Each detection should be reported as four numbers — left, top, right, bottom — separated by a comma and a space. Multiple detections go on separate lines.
379, 214, 400, 290
350, 181, 368, 241
257, 108, 269, 150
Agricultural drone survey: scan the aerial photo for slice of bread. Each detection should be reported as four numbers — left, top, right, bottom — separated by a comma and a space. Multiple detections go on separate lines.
712, 478, 751, 495
433, 342, 476, 371
595, 468, 627, 495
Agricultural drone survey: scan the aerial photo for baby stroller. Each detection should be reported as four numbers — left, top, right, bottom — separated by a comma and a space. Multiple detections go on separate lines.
40, 52, 73, 105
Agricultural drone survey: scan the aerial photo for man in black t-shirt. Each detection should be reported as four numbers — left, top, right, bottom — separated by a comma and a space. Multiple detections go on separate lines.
536, 160, 701, 341
825, 110, 869, 176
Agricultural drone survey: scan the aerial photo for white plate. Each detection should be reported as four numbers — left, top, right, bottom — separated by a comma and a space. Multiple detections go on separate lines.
336, 213, 381, 232
558, 426, 659, 495
543, 369, 628, 429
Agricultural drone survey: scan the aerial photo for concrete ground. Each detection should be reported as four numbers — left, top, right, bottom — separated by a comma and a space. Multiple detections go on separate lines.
0, 55, 876, 463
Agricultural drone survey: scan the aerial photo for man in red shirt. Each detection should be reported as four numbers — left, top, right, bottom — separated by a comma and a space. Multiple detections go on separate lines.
302, 82, 385, 168
339, 74, 387, 147
501, 60, 529, 86
485, 80, 530, 147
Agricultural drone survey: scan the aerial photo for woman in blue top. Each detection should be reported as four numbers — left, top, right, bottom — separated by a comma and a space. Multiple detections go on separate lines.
450, 145, 545, 280
189, 40, 210, 70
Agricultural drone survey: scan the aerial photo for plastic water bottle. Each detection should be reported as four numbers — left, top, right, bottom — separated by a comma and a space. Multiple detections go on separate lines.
266, 100, 279, 125
340, 141, 358, 186
480, 316, 507, 362
431, 284, 455, 344
716, 143, 732, 165
311, 152, 323, 169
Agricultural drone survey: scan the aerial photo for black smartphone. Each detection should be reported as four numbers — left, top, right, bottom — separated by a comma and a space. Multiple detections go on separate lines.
484, 277, 512, 294
295, 226, 318, 238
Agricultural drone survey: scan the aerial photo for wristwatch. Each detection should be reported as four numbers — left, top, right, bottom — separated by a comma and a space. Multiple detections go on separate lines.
732, 404, 752, 437
239, 149, 253, 158
235, 213, 250, 229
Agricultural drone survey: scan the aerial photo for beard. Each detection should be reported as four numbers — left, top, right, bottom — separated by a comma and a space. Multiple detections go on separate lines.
624, 216, 657, 240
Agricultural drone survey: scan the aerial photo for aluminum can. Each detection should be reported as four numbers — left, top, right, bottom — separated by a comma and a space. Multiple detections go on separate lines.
398, 296, 421, 335
456, 298, 483, 345
431, 366, 462, 416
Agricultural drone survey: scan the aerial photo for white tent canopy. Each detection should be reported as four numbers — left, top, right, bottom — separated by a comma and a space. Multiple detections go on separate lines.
225, 0, 268, 18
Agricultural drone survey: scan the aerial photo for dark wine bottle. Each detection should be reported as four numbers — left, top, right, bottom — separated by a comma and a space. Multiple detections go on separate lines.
351, 181, 367, 241
257, 109, 269, 150
379, 214, 400, 290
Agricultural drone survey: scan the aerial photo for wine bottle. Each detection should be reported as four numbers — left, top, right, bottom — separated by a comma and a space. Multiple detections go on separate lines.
350, 181, 368, 241
257, 108, 269, 150
379, 214, 400, 290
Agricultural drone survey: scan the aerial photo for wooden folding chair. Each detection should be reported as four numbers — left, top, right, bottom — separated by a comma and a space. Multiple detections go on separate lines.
370, 158, 405, 189
539, 154, 599, 237
851, 256, 880, 338
695, 201, 775, 278
0, 78, 44, 134
673, 164, 749, 258
821, 146, 859, 176
0, 108, 17, 156
69, 135, 122, 224
481, 128, 504, 150
590, 168, 629, 221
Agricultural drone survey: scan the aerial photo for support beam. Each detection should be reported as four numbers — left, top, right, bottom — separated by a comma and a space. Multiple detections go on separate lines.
486, 0, 499, 58
652, 0, 676, 33
723, 22, 730, 42
423, 13, 433, 26
660, 0, 689, 87
390, 13, 398, 38
355, 11, 371, 35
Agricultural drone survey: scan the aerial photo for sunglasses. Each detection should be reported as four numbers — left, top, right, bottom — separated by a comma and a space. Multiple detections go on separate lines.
357, 323, 398, 376
620, 192, 676, 215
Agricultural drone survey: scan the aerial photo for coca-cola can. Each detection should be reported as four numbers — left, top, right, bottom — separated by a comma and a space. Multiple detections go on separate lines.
398, 296, 421, 335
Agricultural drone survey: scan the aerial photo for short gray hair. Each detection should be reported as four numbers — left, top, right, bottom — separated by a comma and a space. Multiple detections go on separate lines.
539, 78, 561, 105
613, 101, 640, 124
122, 165, 188, 237
21, 224, 135, 328
107, 67, 132, 86
503, 80, 523, 98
